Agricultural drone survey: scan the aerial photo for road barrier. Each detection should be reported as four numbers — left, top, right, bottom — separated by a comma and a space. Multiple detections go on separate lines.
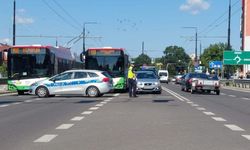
220, 79, 250, 88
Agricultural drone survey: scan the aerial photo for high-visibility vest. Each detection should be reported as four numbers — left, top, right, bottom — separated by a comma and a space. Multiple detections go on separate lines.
128, 66, 135, 79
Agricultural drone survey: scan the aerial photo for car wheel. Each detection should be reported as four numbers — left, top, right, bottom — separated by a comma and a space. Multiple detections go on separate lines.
36, 86, 49, 98
86, 86, 99, 97
216, 90, 220, 95
17, 90, 24, 95
191, 88, 195, 94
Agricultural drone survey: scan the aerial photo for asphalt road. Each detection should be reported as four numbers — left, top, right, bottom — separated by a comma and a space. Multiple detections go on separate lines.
0, 84, 249, 150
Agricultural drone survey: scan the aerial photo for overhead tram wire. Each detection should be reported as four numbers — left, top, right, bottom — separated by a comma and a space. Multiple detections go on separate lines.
199, 0, 241, 35
51, 0, 82, 28
41, 0, 81, 31
201, 6, 241, 36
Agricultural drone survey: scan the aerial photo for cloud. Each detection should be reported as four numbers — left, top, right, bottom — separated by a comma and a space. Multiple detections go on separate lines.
180, 0, 210, 15
0, 38, 11, 44
16, 15, 34, 24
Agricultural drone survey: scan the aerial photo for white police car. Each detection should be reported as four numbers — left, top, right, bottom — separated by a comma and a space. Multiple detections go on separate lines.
29, 69, 113, 98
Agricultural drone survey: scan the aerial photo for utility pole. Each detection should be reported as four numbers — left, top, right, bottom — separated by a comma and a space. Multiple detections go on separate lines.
183, 26, 198, 66
13, 0, 16, 45
227, 0, 231, 50
83, 22, 97, 54
142, 41, 144, 54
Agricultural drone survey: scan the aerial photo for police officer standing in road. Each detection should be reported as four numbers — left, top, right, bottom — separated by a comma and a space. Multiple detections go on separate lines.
128, 63, 137, 97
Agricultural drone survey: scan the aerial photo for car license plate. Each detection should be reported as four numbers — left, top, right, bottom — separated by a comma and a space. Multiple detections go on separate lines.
204, 81, 213, 85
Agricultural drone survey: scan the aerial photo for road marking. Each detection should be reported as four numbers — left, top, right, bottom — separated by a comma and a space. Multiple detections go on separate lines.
0, 104, 9, 108
196, 107, 206, 111
228, 95, 236, 97
56, 124, 74, 130
104, 99, 111, 102
162, 87, 185, 101
12, 102, 22, 105
89, 107, 99, 110
100, 101, 107, 104
187, 101, 193, 104
81, 111, 93, 115
71, 116, 84, 121
224, 124, 245, 131
241, 97, 250, 100
114, 93, 120, 97
191, 104, 199, 107
203, 112, 215, 116
221, 93, 226, 95
212, 117, 227, 122
25, 100, 33, 103
35, 98, 42, 101
34, 134, 58, 143
95, 104, 104, 107
107, 97, 113, 100
242, 135, 250, 140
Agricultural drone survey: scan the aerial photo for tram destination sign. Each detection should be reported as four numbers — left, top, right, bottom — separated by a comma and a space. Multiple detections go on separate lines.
223, 51, 250, 65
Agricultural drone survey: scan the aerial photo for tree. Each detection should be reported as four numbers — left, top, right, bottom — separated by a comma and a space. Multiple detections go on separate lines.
163, 46, 191, 76
134, 54, 151, 67
200, 43, 238, 77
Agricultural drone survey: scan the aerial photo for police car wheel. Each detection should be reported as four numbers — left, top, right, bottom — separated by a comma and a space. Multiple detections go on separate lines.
36, 86, 49, 98
86, 86, 99, 97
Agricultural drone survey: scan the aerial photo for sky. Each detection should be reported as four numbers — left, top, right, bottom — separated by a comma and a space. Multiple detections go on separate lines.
0, 0, 242, 58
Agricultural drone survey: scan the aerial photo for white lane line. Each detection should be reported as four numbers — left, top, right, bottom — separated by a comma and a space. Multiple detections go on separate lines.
35, 98, 42, 101
100, 101, 107, 104
56, 124, 74, 130
221, 93, 226, 95
191, 104, 199, 107
242, 135, 250, 141
212, 117, 227, 122
113, 93, 120, 97
89, 107, 99, 110
224, 124, 245, 131
228, 95, 236, 98
25, 100, 33, 103
107, 97, 113, 100
196, 107, 206, 111
0, 104, 9, 108
71, 116, 84, 121
95, 104, 104, 107
187, 101, 193, 104
162, 87, 185, 101
34, 134, 58, 143
104, 100, 111, 102
203, 112, 215, 116
81, 111, 93, 115
241, 97, 250, 100
12, 102, 22, 105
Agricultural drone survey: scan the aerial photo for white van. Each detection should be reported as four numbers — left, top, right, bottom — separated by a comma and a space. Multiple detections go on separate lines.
158, 70, 169, 84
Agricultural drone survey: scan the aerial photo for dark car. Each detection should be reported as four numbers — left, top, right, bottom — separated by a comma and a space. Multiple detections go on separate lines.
181, 73, 209, 92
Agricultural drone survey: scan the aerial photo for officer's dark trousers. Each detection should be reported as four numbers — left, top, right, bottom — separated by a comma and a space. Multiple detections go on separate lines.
128, 78, 136, 97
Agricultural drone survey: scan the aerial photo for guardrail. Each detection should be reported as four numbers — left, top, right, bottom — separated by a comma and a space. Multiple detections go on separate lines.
220, 79, 250, 88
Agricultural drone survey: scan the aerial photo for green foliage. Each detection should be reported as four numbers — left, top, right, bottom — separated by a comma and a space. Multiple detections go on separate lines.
0, 63, 7, 77
163, 46, 191, 76
134, 54, 151, 67
200, 42, 238, 76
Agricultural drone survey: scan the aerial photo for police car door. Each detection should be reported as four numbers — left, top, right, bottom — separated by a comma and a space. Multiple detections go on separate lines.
52, 72, 74, 95
70, 71, 88, 94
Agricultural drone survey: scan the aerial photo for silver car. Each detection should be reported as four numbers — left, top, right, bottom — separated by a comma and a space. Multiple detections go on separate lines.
136, 71, 162, 94
29, 69, 113, 98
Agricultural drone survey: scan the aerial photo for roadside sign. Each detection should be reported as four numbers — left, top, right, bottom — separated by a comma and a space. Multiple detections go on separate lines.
209, 61, 222, 69
223, 51, 250, 65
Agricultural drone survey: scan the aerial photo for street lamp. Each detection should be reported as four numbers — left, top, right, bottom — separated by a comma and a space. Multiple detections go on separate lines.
83, 22, 97, 54
183, 26, 198, 66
